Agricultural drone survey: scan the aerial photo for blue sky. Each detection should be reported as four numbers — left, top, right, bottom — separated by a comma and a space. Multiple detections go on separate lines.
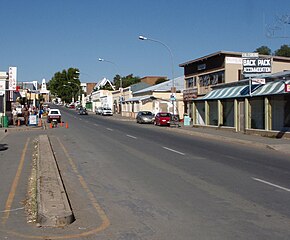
1, 0, 289, 83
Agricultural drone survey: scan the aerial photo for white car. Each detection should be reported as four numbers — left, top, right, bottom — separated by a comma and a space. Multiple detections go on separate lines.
101, 107, 113, 116
47, 109, 62, 123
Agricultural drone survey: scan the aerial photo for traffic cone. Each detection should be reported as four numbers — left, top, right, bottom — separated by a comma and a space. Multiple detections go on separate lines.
17, 119, 20, 126
65, 122, 69, 129
60, 121, 63, 127
50, 122, 53, 129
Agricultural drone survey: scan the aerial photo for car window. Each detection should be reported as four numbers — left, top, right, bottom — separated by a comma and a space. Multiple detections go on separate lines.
50, 110, 60, 114
160, 113, 170, 117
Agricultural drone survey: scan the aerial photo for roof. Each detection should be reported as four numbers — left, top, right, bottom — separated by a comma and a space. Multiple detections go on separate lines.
129, 82, 151, 93
126, 95, 152, 102
94, 78, 115, 90
179, 51, 290, 67
134, 76, 184, 94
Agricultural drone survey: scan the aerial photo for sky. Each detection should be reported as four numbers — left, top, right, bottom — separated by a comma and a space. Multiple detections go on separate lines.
1, 0, 290, 84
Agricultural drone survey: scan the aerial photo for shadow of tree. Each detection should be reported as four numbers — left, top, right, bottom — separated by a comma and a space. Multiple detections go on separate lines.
0, 144, 8, 151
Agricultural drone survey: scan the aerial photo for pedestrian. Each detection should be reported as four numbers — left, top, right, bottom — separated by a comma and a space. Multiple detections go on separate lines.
22, 105, 30, 126
12, 108, 18, 126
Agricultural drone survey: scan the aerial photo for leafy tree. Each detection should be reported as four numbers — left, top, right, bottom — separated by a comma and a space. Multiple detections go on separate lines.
113, 74, 140, 89
255, 46, 272, 55
274, 44, 290, 57
48, 68, 80, 103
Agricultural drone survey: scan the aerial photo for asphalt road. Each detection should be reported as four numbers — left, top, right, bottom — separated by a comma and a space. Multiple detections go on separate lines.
0, 106, 290, 239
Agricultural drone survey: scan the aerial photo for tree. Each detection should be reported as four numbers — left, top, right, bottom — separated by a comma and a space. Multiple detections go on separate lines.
274, 44, 290, 57
113, 74, 140, 89
48, 68, 80, 103
255, 46, 272, 55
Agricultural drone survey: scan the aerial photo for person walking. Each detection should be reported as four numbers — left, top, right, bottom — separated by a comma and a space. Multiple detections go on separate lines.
12, 108, 18, 126
22, 105, 30, 126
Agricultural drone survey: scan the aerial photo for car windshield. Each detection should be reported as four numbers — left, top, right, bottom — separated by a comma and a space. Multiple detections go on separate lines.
160, 113, 170, 117
50, 110, 59, 114
141, 112, 153, 116
103, 108, 111, 110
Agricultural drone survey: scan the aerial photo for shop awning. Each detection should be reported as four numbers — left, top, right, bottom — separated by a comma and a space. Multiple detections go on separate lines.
196, 79, 290, 101
251, 79, 290, 96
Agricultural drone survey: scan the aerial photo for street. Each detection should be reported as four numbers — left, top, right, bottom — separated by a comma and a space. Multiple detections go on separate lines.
1, 107, 290, 239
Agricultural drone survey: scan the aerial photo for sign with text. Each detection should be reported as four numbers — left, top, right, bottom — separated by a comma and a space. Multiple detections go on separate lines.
8, 67, 17, 90
252, 78, 266, 85
285, 84, 290, 93
243, 58, 271, 76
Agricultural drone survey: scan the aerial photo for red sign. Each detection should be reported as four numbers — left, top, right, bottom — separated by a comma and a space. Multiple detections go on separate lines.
285, 84, 290, 93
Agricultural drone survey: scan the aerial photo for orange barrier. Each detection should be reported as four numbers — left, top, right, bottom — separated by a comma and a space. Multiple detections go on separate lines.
65, 122, 69, 129
18, 119, 20, 126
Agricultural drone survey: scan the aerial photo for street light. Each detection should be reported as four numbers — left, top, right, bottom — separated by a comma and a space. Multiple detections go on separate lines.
98, 58, 122, 88
138, 35, 176, 114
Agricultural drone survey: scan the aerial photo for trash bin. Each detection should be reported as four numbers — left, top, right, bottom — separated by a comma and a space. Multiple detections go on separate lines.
3, 116, 9, 128
183, 115, 191, 126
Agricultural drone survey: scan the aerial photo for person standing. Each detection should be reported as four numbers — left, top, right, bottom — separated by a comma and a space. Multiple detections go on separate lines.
12, 108, 18, 126
22, 105, 30, 126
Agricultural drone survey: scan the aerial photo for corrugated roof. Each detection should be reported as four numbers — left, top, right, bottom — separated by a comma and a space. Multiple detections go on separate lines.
134, 76, 184, 94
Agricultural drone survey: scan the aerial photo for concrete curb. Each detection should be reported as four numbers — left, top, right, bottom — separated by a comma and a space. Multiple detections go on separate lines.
37, 135, 74, 227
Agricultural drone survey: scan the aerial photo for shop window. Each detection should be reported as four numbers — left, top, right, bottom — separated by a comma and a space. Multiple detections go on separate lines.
199, 71, 224, 87
185, 77, 196, 88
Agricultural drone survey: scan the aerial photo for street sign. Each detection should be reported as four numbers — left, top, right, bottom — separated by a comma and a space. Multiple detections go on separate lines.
242, 52, 259, 58
252, 78, 266, 85
8, 67, 17, 90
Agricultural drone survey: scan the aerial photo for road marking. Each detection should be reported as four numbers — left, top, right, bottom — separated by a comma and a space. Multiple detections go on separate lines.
252, 177, 290, 192
163, 146, 185, 156
94, 124, 99, 127
106, 128, 113, 131
2, 138, 30, 224
126, 134, 137, 139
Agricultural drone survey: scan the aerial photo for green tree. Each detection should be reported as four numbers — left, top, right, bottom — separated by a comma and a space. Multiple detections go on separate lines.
48, 68, 80, 103
113, 74, 140, 89
255, 46, 272, 55
274, 44, 290, 57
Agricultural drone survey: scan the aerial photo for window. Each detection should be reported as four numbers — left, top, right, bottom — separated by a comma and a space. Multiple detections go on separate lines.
199, 71, 224, 87
185, 77, 196, 88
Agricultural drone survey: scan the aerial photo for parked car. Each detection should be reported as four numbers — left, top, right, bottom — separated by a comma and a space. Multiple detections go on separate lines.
95, 107, 103, 115
136, 111, 154, 124
101, 107, 113, 116
47, 109, 62, 123
154, 112, 171, 126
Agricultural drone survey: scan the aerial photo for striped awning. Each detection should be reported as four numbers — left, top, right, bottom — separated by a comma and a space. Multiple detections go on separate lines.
197, 79, 290, 101
200, 85, 249, 100
252, 79, 290, 96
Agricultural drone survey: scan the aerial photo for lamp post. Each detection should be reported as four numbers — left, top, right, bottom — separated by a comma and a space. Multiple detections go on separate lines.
98, 58, 122, 89
138, 35, 176, 115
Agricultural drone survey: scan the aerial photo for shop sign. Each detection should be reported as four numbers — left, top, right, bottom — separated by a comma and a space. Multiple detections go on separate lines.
252, 78, 266, 85
243, 58, 271, 76
183, 88, 197, 101
8, 66, 17, 90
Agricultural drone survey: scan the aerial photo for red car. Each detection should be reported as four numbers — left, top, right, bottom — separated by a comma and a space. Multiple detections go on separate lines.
154, 112, 171, 126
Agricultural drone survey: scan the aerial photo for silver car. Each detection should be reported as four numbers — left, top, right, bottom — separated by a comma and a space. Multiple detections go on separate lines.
102, 107, 113, 116
136, 111, 154, 124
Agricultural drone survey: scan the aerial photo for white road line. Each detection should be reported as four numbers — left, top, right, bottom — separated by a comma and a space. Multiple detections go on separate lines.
94, 124, 99, 127
126, 134, 137, 139
106, 128, 113, 131
163, 147, 185, 156
252, 177, 290, 192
